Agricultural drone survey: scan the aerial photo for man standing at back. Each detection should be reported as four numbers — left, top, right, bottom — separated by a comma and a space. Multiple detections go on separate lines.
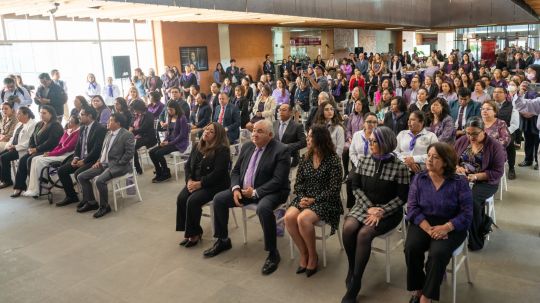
34, 73, 66, 122
274, 104, 306, 167
204, 120, 291, 276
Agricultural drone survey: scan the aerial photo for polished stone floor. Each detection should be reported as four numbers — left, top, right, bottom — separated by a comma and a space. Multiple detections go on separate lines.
1, 152, 540, 303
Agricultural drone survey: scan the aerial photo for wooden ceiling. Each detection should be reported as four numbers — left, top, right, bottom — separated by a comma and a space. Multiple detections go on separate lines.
524, 0, 540, 16
0, 0, 409, 30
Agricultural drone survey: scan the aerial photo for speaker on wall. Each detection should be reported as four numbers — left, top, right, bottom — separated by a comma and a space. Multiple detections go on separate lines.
112, 56, 131, 79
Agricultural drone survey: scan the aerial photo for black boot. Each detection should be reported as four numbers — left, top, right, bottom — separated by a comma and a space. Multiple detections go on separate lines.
152, 167, 162, 183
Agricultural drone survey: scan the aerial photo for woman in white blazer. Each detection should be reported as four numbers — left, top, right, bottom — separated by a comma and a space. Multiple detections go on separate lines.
0, 106, 37, 188
245, 85, 276, 131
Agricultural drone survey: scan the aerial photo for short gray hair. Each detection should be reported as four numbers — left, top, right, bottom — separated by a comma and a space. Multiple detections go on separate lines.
254, 119, 274, 137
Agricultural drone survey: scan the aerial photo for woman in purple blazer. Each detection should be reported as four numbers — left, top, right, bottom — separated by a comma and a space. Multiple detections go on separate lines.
454, 116, 505, 251
149, 100, 189, 182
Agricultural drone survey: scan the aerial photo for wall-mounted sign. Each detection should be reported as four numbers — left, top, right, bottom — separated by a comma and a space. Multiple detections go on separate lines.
290, 37, 321, 46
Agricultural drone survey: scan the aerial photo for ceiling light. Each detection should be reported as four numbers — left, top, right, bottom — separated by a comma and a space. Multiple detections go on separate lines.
385, 27, 404, 30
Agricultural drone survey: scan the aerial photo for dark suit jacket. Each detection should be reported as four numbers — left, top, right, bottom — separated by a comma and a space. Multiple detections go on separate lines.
29, 121, 64, 153
231, 96, 250, 128
185, 144, 231, 195
190, 103, 212, 128
449, 100, 481, 128
74, 121, 107, 164
508, 59, 526, 73
273, 119, 306, 166
383, 111, 409, 135
231, 139, 291, 199
263, 61, 275, 77
425, 85, 439, 101
131, 111, 157, 146
213, 104, 240, 143
34, 82, 66, 116
207, 94, 219, 117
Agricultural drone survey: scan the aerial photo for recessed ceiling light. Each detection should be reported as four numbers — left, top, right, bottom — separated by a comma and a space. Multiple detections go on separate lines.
280, 20, 306, 25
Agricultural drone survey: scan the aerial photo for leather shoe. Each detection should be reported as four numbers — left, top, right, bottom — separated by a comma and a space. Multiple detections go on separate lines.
56, 196, 80, 207
93, 206, 111, 218
10, 190, 21, 198
184, 237, 201, 248
306, 266, 318, 277
0, 182, 13, 189
296, 266, 306, 274
76, 200, 87, 209
409, 295, 420, 303
203, 238, 232, 257
261, 251, 280, 275
534, 163, 539, 170
518, 160, 532, 167
77, 202, 98, 213
179, 239, 189, 246
508, 168, 516, 180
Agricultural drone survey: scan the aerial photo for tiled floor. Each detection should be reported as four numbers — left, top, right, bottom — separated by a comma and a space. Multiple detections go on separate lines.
1, 153, 540, 303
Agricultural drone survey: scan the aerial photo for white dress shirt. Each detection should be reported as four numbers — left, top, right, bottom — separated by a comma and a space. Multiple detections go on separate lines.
100, 129, 120, 164
395, 128, 439, 164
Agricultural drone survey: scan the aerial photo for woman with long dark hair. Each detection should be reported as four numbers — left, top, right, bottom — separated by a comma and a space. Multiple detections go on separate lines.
149, 100, 189, 182
113, 97, 133, 129
284, 124, 343, 277
91, 95, 112, 126
70, 96, 89, 118
129, 100, 157, 175
313, 101, 345, 156
428, 97, 455, 144
176, 122, 230, 247
213, 62, 226, 85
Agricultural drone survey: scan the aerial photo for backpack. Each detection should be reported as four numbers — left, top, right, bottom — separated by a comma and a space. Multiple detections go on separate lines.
1, 87, 25, 102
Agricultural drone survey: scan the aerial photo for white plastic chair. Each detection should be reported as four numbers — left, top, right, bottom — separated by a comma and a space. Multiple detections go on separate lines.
485, 195, 496, 241
371, 214, 407, 283
169, 143, 192, 181
446, 236, 473, 303
137, 145, 154, 173
202, 200, 239, 235
241, 202, 288, 244
496, 162, 508, 200
10, 159, 18, 181
288, 217, 344, 268
93, 163, 143, 212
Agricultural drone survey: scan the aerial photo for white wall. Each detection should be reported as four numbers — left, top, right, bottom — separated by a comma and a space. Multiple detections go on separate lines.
402, 31, 416, 53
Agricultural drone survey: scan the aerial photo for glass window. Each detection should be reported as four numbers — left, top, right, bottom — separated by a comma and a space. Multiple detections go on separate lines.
57, 20, 97, 40
99, 21, 132, 40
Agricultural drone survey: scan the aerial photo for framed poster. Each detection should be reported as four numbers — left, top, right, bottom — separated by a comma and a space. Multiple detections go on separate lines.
179, 46, 209, 71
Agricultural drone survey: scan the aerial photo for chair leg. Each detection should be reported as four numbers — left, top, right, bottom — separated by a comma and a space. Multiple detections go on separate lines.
464, 244, 472, 283
321, 224, 327, 268
452, 256, 457, 303
209, 203, 215, 236
134, 176, 143, 202
242, 208, 248, 244
385, 236, 391, 283
174, 156, 179, 181
337, 223, 344, 250
231, 208, 239, 228
289, 232, 295, 260
112, 182, 118, 212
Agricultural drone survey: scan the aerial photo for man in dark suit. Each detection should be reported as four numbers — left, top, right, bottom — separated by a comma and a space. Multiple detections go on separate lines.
204, 120, 291, 275
262, 54, 275, 81
77, 113, 135, 218
213, 92, 240, 143
449, 87, 481, 137
56, 107, 107, 207
225, 59, 242, 85
508, 52, 526, 74
207, 82, 221, 117
274, 104, 306, 167
34, 73, 67, 121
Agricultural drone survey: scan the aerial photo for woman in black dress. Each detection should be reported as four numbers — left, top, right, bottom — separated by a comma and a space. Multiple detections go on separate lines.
284, 124, 343, 277
129, 99, 157, 174
176, 122, 231, 247
341, 126, 410, 303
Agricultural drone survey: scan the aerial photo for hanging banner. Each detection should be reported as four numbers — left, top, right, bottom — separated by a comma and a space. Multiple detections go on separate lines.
481, 40, 497, 66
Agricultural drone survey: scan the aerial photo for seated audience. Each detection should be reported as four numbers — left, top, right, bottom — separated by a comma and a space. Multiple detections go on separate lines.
284, 124, 343, 277
149, 101, 189, 182
23, 115, 80, 197
395, 111, 439, 174
213, 92, 241, 144
0, 107, 37, 189
405, 142, 473, 303
176, 122, 231, 247
77, 114, 135, 218
113, 97, 133, 129
69, 95, 89, 118
273, 104, 306, 167
56, 107, 107, 207
190, 93, 211, 136
454, 117, 505, 250
203, 120, 291, 277
0, 101, 18, 152
91, 95, 112, 126
383, 96, 409, 135
313, 101, 345, 156
436, 81, 458, 103
481, 100, 511, 148
147, 91, 164, 120
450, 87, 480, 138
11, 105, 63, 197
129, 100, 157, 174
341, 126, 410, 303
428, 97, 456, 144
492, 86, 520, 179
246, 85, 276, 131
231, 85, 250, 129
343, 99, 364, 175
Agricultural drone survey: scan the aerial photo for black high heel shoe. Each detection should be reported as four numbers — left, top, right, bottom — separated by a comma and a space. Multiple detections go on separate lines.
179, 239, 189, 246
10, 190, 21, 198
296, 267, 306, 274
305, 266, 318, 277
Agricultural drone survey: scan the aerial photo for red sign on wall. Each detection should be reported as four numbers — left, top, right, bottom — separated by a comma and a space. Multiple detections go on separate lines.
290, 37, 321, 46
481, 40, 497, 66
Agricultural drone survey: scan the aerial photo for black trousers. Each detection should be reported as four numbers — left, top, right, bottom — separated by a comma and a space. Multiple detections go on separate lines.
0, 149, 19, 184
14, 152, 43, 191
523, 130, 539, 163
506, 135, 516, 169
134, 137, 157, 172
212, 189, 287, 252
176, 187, 215, 237
405, 219, 467, 301
57, 161, 93, 199
468, 182, 498, 251
149, 144, 177, 175
342, 146, 350, 176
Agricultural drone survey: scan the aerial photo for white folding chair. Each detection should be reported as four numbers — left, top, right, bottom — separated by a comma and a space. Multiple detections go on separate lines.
496, 162, 508, 200
93, 163, 143, 212
446, 236, 473, 303
241, 202, 288, 244
485, 195, 496, 241
288, 217, 344, 268
202, 200, 239, 235
137, 145, 154, 173
372, 214, 407, 283
169, 143, 192, 181
11, 159, 18, 181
